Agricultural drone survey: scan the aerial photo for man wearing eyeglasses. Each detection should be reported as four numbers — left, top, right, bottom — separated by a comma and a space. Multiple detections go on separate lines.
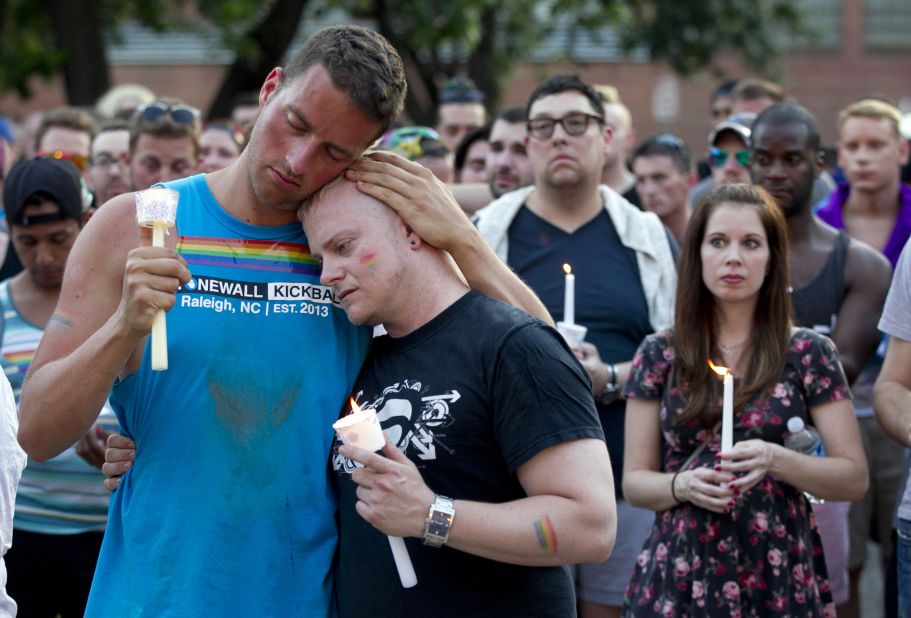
631, 134, 695, 245
127, 100, 201, 191
17, 25, 548, 617
87, 122, 132, 208
474, 74, 677, 618
751, 101, 891, 612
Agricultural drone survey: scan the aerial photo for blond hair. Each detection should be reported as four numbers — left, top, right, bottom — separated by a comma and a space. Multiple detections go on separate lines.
594, 84, 621, 104
838, 98, 903, 139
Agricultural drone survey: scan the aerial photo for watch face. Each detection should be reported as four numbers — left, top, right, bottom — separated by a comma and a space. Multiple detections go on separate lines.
428, 511, 453, 537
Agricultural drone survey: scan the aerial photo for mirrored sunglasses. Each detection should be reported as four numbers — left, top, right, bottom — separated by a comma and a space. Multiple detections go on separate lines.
37, 150, 89, 171
709, 147, 751, 168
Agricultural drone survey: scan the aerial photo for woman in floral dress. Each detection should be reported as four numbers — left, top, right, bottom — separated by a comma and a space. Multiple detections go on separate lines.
622, 184, 868, 617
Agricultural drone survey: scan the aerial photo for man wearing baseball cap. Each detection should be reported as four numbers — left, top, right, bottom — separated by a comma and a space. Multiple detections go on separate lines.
689, 113, 755, 206
1, 158, 114, 617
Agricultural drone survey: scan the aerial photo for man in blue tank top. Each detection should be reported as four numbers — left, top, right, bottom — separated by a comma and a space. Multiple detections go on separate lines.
17, 26, 549, 616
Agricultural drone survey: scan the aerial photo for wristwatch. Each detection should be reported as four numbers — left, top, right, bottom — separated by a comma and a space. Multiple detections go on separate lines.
422, 494, 455, 547
598, 363, 619, 405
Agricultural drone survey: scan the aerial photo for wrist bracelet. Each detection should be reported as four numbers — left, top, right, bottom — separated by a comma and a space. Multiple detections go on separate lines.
670, 471, 683, 504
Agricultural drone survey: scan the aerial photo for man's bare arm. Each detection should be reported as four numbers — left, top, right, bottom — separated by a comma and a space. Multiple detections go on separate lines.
347, 152, 552, 325
450, 183, 493, 216
874, 337, 911, 448
18, 194, 190, 460
341, 437, 615, 566
834, 241, 891, 382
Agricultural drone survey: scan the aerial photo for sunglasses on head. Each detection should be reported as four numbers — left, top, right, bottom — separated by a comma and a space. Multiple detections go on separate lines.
708, 147, 751, 168
652, 133, 686, 151
37, 150, 89, 171
137, 102, 200, 126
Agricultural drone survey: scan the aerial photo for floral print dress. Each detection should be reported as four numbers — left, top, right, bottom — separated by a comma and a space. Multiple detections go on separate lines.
622, 328, 850, 618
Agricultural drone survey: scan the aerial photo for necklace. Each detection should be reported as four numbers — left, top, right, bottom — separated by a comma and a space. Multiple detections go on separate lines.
719, 339, 748, 355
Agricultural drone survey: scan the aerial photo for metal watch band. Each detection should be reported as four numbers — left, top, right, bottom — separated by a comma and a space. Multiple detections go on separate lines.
422, 494, 455, 548
598, 363, 619, 405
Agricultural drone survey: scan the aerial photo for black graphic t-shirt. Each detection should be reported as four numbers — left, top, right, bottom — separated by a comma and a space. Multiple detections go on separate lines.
333, 291, 604, 617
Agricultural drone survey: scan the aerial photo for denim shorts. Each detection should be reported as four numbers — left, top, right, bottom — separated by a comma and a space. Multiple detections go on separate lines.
897, 518, 911, 618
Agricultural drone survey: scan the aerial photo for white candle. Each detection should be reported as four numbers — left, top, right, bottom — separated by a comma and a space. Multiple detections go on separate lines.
135, 189, 178, 372
563, 264, 575, 325
721, 372, 733, 453
333, 399, 418, 588
708, 360, 735, 453
333, 406, 386, 452
387, 535, 418, 588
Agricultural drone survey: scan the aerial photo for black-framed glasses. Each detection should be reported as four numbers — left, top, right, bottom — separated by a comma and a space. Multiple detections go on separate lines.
91, 153, 127, 170
136, 102, 200, 125
709, 147, 751, 168
527, 113, 603, 140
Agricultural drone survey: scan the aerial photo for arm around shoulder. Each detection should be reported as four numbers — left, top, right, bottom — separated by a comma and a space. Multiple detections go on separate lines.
448, 232, 552, 324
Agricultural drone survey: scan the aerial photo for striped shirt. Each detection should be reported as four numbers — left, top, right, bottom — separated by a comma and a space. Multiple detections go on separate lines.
0, 280, 116, 534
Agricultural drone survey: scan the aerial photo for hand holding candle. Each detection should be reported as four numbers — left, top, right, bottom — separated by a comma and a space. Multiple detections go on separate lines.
333, 399, 418, 588
135, 188, 179, 371
708, 360, 734, 453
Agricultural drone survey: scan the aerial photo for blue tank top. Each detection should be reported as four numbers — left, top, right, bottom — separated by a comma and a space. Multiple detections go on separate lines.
86, 174, 370, 616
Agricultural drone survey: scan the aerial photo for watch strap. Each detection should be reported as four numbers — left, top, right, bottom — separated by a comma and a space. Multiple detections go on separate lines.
598, 363, 619, 404
423, 494, 455, 548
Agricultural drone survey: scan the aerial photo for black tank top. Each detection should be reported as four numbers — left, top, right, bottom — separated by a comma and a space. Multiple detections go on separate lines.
790, 231, 849, 334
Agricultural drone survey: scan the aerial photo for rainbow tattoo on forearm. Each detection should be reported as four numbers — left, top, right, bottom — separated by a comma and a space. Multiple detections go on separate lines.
534, 516, 558, 554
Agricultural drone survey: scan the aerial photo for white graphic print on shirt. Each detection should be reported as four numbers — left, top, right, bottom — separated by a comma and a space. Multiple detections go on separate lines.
332, 379, 460, 474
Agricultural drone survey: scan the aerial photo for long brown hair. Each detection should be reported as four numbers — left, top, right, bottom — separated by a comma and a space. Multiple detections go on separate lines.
672, 184, 792, 424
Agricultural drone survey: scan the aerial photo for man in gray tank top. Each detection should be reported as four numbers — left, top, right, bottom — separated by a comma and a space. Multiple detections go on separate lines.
750, 102, 891, 612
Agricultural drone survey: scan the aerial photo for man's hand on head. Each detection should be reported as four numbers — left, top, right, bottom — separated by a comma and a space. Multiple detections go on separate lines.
346, 151, 477, 253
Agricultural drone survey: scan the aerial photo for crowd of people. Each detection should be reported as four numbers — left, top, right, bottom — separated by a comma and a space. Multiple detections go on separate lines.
0, 22, 908, 618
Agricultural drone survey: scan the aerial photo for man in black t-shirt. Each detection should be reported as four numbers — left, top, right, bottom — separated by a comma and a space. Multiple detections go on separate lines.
300, 176, 616, 618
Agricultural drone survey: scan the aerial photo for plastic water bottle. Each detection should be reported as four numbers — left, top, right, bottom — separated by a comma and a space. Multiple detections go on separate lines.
784, 416, 824, 503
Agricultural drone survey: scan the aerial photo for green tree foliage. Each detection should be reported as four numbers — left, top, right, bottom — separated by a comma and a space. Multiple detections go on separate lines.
339, 0, 805, 123
0, 0, 805, 119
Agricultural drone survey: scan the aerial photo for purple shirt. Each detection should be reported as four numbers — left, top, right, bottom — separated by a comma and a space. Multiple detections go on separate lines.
816, 182, 911, 269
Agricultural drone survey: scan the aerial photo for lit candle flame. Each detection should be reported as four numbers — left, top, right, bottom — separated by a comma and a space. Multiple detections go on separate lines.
707, 359, 730, 377
563, 263, 572, 275
349, 397, 363, 415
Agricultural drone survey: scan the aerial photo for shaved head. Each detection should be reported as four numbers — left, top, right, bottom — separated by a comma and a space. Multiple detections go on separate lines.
300, 175, 398, 230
